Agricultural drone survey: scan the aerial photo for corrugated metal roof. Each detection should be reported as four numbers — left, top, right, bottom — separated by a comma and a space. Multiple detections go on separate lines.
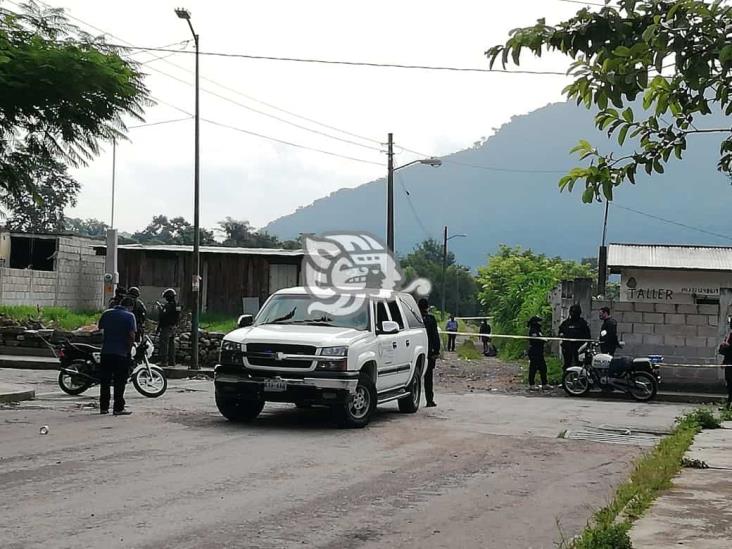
608, 244, 732, 271
95, 244, 304, 257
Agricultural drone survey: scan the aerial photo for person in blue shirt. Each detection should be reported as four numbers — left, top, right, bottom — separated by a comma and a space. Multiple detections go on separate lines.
97, 297, 137, 415
445, 315, 458, 352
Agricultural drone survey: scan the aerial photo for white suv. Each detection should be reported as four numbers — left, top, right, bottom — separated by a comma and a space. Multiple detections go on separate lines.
214, 287, 429, 428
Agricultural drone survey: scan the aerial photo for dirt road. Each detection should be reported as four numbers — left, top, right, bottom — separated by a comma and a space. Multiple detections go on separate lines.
0, 369, 688, 548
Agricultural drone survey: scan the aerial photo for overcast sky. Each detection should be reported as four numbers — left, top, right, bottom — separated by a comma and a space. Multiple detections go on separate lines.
33, 0, 584, 235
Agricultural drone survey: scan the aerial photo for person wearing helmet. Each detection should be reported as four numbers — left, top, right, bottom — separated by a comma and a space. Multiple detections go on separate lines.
157, 288, 180, 367
558, 304, 591, 370
527, 316, 549, 390
108, 286, 127, 309
127, 287, 147, 340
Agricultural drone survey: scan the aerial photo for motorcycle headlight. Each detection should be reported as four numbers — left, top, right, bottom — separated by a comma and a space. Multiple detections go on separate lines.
320, 346, 348, 357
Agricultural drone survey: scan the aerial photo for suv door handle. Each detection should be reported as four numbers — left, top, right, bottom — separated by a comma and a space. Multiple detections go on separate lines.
392, 341, 397, 349
406, 339, 410, 347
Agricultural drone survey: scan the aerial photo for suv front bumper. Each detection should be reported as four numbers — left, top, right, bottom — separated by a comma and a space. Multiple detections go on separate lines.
214, 364, 359, 403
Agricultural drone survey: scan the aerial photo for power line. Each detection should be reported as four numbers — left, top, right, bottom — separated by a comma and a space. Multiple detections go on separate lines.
127, 117, 192, 129
395, 170, 432, 240
558, 0, 609, 6
201, 118, 383, 166
613, 203, 732, 242
103, 44, 570, 76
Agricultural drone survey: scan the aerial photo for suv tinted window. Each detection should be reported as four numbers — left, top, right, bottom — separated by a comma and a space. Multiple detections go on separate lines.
387, 300, 404, 329
376, 301, 389, 327
400, 295, 424, 328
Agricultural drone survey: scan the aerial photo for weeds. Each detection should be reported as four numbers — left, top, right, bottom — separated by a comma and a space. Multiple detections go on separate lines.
566, 408, 720, 548
0, 305, 100, 331
457, 338, 482, 360
200, 313, 236, 334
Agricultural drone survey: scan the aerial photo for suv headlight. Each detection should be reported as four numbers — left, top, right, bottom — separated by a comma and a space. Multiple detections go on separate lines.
219, 340, 243, 364
320, 346, 348, 357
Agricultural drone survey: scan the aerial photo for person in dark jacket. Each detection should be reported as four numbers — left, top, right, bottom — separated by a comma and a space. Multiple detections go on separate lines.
559, 304, 592, 369
419, 298, 440, 408
127, 287, 147, 340
157, 288, 180, 367
97, 297, 136, 415
108, 286, 127, 308
719, 319, 732, 409
479, 319, 492, 355
527, 316, 549, 390
599, 307, 620, 355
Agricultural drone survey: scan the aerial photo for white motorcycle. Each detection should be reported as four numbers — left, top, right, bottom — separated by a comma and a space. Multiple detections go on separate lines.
562, 340, 661, 402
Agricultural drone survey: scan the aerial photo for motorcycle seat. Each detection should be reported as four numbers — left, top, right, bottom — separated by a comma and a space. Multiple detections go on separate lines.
70, 342, 101, 354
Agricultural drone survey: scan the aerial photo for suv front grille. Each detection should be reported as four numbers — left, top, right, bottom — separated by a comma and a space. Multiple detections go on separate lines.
246, 343, 317, 368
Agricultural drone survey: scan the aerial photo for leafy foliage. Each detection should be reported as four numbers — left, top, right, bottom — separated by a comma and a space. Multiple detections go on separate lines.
487, 0, 732, 202
400, 239, 479, 316
2, 156, 79, 232
132, 215, 216, 246
0, 1, 150, 196
217, 217, 301, 249
476, 246, 593, 357
64, 217, 110, 239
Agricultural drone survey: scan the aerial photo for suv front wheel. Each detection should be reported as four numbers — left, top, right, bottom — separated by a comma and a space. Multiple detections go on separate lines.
335, 373, 375, 428
216, 392, 265, 422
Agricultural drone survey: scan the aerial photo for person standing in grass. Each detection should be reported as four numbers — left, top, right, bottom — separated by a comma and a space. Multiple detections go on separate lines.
479, 319, 492, 355
718, 318, 732, 409
445, 315, 458, 352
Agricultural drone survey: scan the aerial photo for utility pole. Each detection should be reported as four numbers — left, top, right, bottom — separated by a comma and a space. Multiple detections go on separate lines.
598, 201, 610, 296
441, 225, 448, 316
386, 132, 394, 252
111, 139, 116, 229
175, 7, 201, 370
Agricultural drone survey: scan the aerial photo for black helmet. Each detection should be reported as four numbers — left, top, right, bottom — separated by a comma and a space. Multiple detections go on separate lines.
128, 287, 141, 298
162, 288, 177, 300
527, 316, 542, 327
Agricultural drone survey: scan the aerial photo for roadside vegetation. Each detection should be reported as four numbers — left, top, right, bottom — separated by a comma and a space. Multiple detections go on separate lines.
0, 305, 99, 331
200, 313, 237, 334
562, 408, 726, 548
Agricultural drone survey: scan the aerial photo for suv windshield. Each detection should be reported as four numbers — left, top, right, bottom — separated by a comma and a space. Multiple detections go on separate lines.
255, 294, 370, 331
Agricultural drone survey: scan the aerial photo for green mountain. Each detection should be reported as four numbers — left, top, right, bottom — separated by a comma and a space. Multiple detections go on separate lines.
264, 101, 732, 268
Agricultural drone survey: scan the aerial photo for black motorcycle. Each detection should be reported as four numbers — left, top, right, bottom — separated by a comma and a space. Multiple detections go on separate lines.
31, 330, 167, 398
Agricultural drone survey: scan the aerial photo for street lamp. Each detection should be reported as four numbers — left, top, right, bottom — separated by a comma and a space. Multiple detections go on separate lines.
442, 227, 467, 316
175, 6, 201, 370
386, 132, 442, 252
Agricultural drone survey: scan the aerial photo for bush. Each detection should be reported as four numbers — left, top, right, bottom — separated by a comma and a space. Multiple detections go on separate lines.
685, 408, 722, 430
572, 523, 632, 549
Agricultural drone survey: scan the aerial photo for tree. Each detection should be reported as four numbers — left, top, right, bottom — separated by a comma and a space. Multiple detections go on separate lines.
132, 215, 215, 246
2, 156, 79, 232
476, 246, 593, 356
0, 1, 150, 196
487, 0, 732, 202
64, 217, 110, 239
217, 217, 293, 248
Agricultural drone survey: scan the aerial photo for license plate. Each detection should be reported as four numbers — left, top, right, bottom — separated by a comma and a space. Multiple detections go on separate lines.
264, 379, 287, 392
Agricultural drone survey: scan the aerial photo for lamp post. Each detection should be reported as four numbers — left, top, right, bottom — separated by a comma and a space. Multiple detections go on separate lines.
441, 227, 467, 316
175, 7, 201, 369
386, 133, 442, 252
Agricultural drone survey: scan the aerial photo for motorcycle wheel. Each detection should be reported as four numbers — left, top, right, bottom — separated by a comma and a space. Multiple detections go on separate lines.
132, 366, 168, 398
562, 370, 591, 397
58, 361, 93, 395
627, 371, 657, 402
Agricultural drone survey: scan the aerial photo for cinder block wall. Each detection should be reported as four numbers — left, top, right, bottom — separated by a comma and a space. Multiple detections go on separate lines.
590, 300, 720, 365
0, 236, 104, 310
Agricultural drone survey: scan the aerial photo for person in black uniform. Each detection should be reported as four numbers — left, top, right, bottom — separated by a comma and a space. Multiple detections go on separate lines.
157, 288, 181, 367
718, 319, 732, 409
599, 306, 620, 355
527, 316, 549, 390
419, 298, 440, 408
108, 286, 127, 308
559, 304, 591, 370
127, 287, 147, 341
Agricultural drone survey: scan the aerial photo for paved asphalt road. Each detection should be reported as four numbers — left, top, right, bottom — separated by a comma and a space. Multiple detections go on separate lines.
0, 369, 689, 549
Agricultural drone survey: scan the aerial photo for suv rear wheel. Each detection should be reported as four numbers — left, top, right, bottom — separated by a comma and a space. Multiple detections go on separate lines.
398, 365, 422, 413
335, 373, 375, 428
216, 392, 265, 422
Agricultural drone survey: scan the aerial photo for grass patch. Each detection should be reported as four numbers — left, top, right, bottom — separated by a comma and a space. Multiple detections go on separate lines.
200, 313, 237, 334
564, 409, 715, 548
457, 338, 482, 360
0, 305, 100, 331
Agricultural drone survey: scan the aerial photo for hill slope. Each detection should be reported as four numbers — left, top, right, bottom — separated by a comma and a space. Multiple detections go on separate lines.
265, 102, 732, 268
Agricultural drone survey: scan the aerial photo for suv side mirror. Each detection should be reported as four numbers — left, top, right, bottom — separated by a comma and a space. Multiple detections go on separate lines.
237, 314, 254, 328
380, 320, 400, 335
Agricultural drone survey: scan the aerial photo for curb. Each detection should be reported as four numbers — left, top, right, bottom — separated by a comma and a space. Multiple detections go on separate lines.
162, 367, 215, 380
0, 386, 35, 404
